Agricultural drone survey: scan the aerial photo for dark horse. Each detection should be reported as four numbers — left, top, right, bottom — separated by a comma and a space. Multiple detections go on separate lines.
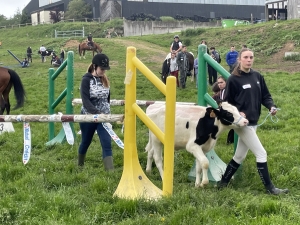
160, 52, 194, 84
0, 67, 26, 115
78, 41, 102, 59
38, 49, 53, 63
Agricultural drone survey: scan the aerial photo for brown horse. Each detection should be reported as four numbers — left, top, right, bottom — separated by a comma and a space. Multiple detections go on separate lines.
0, 67, 26, 115
78, 42, 102, 59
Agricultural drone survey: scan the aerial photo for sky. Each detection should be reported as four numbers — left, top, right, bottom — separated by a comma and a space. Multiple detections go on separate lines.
0, 0, 31, 19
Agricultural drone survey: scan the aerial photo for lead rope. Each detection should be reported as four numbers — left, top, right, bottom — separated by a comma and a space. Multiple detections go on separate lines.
257, 108, 281, 127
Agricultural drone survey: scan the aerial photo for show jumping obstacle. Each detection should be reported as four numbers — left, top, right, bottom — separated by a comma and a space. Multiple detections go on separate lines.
188, 44, 232, 183
113, 47, 176, 200
47, 51, 75, 145
0, 45, 236, 201
1, 47, 177, 201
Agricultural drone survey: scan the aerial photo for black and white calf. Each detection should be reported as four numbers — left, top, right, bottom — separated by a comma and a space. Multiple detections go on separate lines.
145, 102, 249, 188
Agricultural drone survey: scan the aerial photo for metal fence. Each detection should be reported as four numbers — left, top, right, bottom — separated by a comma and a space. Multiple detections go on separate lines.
55, 27, 85, 38
0, 17, 117, 29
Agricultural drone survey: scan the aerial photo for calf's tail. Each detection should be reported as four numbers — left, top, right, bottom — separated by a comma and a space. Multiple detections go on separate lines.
145, 131, 152, 152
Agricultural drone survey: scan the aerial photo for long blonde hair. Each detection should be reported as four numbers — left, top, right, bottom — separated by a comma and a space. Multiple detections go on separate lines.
232, 48, 253, 76
87, 63, 110, 87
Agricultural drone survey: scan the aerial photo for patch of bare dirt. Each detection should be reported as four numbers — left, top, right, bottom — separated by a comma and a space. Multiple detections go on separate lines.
272, 41, 295, 62
261, 42, 300, 73
64, 40, 81, 49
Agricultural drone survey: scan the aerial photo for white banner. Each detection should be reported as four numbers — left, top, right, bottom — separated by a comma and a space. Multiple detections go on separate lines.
58, 112, 74, 145
102, 122, 124, 149
23, 122, 31, 164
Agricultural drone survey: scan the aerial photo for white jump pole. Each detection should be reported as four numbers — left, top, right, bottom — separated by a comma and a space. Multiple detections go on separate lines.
72, 98, 196, 106
0, 114, 124, 123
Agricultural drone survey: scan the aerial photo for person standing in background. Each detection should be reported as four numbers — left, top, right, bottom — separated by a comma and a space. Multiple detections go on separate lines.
60, 49, 65, 64
215, 76, 234, 144
169, 51, 179, 87
39, 45, 46, 62
208, 47, 220, 85
194, 55, 198, 88
177, 45, 188, 89
226, 46, 238, 73
27, 47, 32, 63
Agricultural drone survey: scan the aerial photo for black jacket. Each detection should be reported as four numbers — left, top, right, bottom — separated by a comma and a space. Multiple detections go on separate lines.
27, 48, 32, 54
224, 69, 274, 125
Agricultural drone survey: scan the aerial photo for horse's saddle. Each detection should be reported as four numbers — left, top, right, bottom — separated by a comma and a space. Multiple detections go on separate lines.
87, 41, 94, 48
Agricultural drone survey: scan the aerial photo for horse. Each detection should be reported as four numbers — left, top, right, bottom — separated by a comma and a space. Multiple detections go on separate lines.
160, 52, 194, 84
38, 49, 53, 62
186, 52, 194, 77
0, 67, 26, 115
78, 41, 102, 59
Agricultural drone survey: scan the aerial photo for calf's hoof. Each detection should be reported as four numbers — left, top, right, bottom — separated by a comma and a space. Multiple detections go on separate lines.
195, 181, 208, 188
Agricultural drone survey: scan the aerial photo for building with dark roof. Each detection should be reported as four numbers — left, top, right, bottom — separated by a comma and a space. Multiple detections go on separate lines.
24, 0, 266, 24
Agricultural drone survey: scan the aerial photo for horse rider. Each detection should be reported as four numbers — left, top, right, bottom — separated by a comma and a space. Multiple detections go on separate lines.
170, 35, 182, 55
87, 33, 94, 47
27, 47, 32, 63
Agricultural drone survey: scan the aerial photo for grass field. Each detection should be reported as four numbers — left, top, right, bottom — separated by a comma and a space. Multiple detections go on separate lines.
0, 19, 300, 225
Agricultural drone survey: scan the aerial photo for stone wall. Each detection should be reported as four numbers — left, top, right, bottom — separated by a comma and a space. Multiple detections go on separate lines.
123, 20, 222, 37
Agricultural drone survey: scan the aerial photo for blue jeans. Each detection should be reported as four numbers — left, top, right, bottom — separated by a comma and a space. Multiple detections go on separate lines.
78, 122, 112, 158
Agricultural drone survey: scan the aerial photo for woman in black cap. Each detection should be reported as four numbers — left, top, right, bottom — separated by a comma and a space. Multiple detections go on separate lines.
77, 53, 114, 171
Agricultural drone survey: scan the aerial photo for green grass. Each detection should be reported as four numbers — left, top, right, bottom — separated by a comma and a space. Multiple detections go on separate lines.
0, 19, 300, 224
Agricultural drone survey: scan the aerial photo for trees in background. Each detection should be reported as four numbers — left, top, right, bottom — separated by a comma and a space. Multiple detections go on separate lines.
64, 0, 92, 20
0, 9, 31, 26
49, 8, 63, 23
20, 11, 31, 24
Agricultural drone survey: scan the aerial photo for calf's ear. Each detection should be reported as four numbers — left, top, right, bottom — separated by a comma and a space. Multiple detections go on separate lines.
206, 107, 219, 118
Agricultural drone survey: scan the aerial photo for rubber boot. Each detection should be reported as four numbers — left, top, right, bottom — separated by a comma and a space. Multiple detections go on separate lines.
103, 156, 114, 171
257, 162, 289, 195
217, 159, 240, 189
78, 154, 86, 166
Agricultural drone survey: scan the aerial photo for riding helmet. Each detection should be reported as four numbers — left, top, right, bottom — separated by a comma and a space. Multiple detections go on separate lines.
92, 53, 110, 70
174, 35, 179, 39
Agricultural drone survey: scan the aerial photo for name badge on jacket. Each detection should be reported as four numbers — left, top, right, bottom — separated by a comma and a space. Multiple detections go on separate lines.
242, 84, 251, 89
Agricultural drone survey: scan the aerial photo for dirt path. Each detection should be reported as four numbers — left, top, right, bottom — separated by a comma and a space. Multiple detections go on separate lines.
111, 39, 168, 63
64, 38, 169, 65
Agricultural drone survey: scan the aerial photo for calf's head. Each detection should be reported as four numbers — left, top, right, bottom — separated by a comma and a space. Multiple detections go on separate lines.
208, 102, 248, 127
